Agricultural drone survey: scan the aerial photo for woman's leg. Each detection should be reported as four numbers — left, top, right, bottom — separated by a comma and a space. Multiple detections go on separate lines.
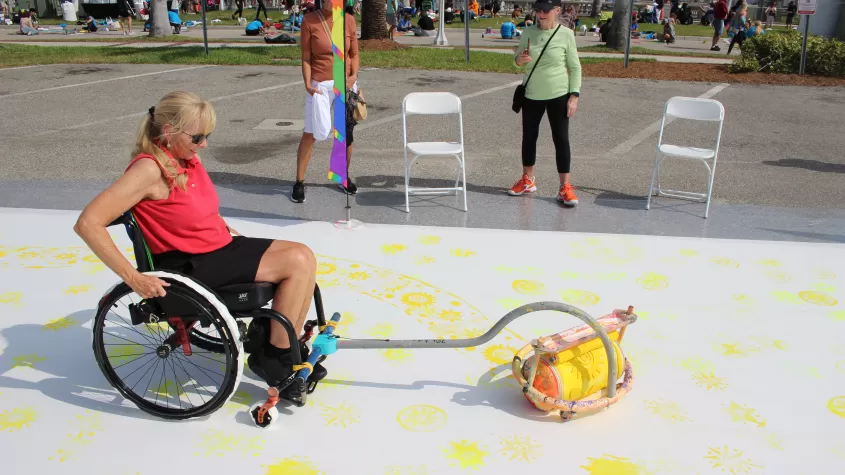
545, 94, 572, 185
520, 98, 547, 179
253, 240, 317, 349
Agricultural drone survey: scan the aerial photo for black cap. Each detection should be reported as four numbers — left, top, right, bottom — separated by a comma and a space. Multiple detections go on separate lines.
533, 0, 561, 12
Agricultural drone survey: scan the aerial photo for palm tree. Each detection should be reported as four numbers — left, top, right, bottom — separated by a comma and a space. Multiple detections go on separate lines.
149, 0, 172, 37
591, 0, 602, 17
606, 0, 632, 50
361, 0, 388, 40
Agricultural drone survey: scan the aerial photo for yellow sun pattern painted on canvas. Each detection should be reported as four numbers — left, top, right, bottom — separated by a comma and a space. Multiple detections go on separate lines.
482, 344, 517, 366
263, 457, 324, 475
709, 257, 740, 268
443, 440, 489, 470
418, 235, 441, 245
365, 322, 396, 339
319, 402, 361, 428
723, 401, 766, 427
636, 272, 669, 290
580, 454, 648, 474
511, 280, 544, 296
11, 353, 46, 368
64, 284, 93, 295
499, 435, 543, 463
380, 348, 414, 365
828, 396, 845, 419
0, 291, 23, 305
644, 399, 691, 422
559, 289, 600, 306
0, 406, 37, 432
48, 410, 104, 463
194, 429, 264, 457
42, 315, 78, 331
704, 446, 763, 474
797, 290, 838, 306
381, 244, 408, 255
397, 405, 447, 432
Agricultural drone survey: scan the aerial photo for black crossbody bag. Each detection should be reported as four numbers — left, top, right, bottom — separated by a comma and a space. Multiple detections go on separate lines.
512, 25, 561, 113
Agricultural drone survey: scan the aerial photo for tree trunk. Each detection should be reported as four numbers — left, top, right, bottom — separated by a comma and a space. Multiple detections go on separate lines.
149, 0, 172, 37
360, 0, 388, 40
606, 0, 631, 50
591, 0, 602, 17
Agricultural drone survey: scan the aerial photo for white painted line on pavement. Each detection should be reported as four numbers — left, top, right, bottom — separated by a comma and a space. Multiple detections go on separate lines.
355, 80, 523, 132
608, 83, 729, 156
0, 64, 46, 72
0, 65, 213, 100
25, 80, 303, 138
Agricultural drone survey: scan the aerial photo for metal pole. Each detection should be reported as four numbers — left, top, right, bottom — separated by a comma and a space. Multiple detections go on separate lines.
201, 0, 209, 56
624, 0, 633, 68
434, 0, 449, 45
799, 14, 810, 75
464, 0, 470, 62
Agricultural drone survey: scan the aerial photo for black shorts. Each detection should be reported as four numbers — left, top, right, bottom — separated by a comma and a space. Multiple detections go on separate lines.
152, 236, 274, 289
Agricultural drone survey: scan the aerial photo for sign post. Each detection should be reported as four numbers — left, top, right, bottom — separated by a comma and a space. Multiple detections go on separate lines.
434, 0, 449, 45
797, 0, 816, 74
464, 0, 470, 62
624, 0, 634, 68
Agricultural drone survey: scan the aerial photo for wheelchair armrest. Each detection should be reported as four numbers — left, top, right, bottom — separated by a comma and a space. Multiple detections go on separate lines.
108, 212, 131, 228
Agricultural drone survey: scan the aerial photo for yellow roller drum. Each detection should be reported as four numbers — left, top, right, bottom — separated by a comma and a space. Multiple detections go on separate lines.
523, 330, 624, 409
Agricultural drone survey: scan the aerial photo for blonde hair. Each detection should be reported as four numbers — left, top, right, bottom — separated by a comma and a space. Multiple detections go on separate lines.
133, 91, 216, 191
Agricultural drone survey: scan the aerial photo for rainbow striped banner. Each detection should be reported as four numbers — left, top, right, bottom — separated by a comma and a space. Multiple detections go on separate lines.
326, 0, 348, 188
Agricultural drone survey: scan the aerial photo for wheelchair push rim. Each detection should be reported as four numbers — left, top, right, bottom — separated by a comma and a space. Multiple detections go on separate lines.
92, 280, 241, 420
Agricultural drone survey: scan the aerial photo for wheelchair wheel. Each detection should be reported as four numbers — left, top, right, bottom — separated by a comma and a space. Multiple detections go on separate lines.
92, 276, 242, 420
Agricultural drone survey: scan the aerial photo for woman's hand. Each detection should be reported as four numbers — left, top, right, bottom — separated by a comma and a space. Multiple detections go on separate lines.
127, 272, 170, 299
515, 49, 532, 66
347, 73, 357, 86
305, 83, 319, 96
567, 95, 578, 117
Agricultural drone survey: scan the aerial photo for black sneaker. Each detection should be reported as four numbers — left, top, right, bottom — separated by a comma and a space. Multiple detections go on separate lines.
339, 177, 357, 195
291, 180, 306, 203
247, 346, 294, 387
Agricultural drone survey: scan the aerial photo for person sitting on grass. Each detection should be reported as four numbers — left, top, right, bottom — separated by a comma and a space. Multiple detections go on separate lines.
398, 13, 412, 32
412, 11, 436, 36
662, 18, 676, 44
500, 19, 518, 39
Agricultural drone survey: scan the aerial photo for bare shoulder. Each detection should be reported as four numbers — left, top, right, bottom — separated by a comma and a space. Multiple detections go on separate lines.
123, 156, 170, 199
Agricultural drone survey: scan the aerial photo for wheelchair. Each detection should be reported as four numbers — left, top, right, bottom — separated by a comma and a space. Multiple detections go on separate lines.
91, 211, 331, 422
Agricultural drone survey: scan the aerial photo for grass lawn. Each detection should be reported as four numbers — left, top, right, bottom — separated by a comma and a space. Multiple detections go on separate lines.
0, 43, 653, 72
578, 44, 727, 59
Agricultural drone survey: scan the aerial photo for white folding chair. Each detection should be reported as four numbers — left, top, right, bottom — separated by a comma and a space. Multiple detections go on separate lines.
646, 96, 725, 219
402, 92, 467, 213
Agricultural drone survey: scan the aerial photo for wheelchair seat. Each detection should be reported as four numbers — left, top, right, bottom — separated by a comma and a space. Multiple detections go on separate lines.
214, 282, 277, 312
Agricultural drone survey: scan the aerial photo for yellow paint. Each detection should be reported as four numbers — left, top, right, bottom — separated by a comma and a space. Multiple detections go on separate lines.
64, 284, 93, 295
49, 411, 104, 462
495, 297, 524, 309
397, 404, 447, 432
365, 322, 396, 338
379, 348, 413, 365
316, 262, 337, 275
580, 454, 648, 474
319, 402, 360, 428
150, 379, 186, 400
0, 291, 23, 305
499, 435, 543, 463
798, 290, 838, 306
723, 401, 766, 427
194, 429, 264, 457
450, 248, 475, 257
511, 280, 545, 296
335, 312, 358, 333
12, 353, 46, 368
348, 271, 371, 280
418, 235, 441, 245
443, 440, 488, 470
709, 256, 740, 268
385, 465, 429, 475
828, 396, 845, 419
0, 407, 37, 432
715, 342, 750, 357
105, 344, 145, 365
482, 344, 517, 366
437, 309, 462, 322
414, 256, 436, 265
264, 457, 323, 475
401, 292, 435, 308
560, 289, 600, 306
381, 243, 408, 255
692, 372, 729, 391
763, 269, 792, 283
811, 282, 836, 293
704, 446, 763, 474
223, 390, 253, 414
42, 316, 79, 331
644, 399, 691, 422
764, 432, 784, 451
837, 360, 845, 373
635, 272, 668, 290
679, 248, 698, 257
771, 291, 802, 304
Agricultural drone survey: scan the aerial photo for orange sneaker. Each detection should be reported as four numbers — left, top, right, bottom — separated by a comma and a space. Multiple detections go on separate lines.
557, 182, 578, 206
508, 174, 537, 196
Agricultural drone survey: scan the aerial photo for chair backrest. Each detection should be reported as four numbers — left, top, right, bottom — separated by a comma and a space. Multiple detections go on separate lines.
403, 92, 462, 116
664, 96, 724, 122
108, 211, 154, 273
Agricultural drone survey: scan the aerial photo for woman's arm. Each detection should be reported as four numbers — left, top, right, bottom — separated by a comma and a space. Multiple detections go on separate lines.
347, 14, 360, 83
565, 31, 582, 95
74, 159, 170, 297
300, 19, 316, 94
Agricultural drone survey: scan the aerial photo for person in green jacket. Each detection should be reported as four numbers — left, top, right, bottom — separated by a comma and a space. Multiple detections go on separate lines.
507, 0, 582, 207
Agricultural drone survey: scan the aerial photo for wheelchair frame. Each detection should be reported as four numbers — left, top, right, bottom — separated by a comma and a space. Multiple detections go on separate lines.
92, 211, 330, 420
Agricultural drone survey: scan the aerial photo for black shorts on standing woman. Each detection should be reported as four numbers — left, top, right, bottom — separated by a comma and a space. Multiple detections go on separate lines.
508, 0, 582, 206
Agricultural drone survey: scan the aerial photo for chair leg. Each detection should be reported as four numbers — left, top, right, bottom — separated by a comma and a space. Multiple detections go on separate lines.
704, 158, 717, 219
404, 150, 411, 213
646, 151, 661, 210
461, 152, 468, 212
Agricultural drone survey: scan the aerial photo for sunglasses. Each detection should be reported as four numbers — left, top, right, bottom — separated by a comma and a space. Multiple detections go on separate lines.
182, 131, 211, 144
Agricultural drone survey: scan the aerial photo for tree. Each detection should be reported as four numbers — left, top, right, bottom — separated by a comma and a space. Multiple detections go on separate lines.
591, 0, 602, 18
606, 0, 632, 50
149, 0, 172, 37
360, 0, 388, 40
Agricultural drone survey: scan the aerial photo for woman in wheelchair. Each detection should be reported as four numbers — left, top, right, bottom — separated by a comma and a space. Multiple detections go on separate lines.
74, 91, 324, 396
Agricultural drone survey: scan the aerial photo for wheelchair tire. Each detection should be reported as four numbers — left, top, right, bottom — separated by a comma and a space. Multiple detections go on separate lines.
92, 272, 243, 420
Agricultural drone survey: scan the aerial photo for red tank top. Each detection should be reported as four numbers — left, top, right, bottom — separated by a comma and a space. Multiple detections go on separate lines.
126, 150, 232, 255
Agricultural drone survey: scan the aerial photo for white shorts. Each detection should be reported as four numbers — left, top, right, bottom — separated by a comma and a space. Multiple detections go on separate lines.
304, 79, 359, 142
